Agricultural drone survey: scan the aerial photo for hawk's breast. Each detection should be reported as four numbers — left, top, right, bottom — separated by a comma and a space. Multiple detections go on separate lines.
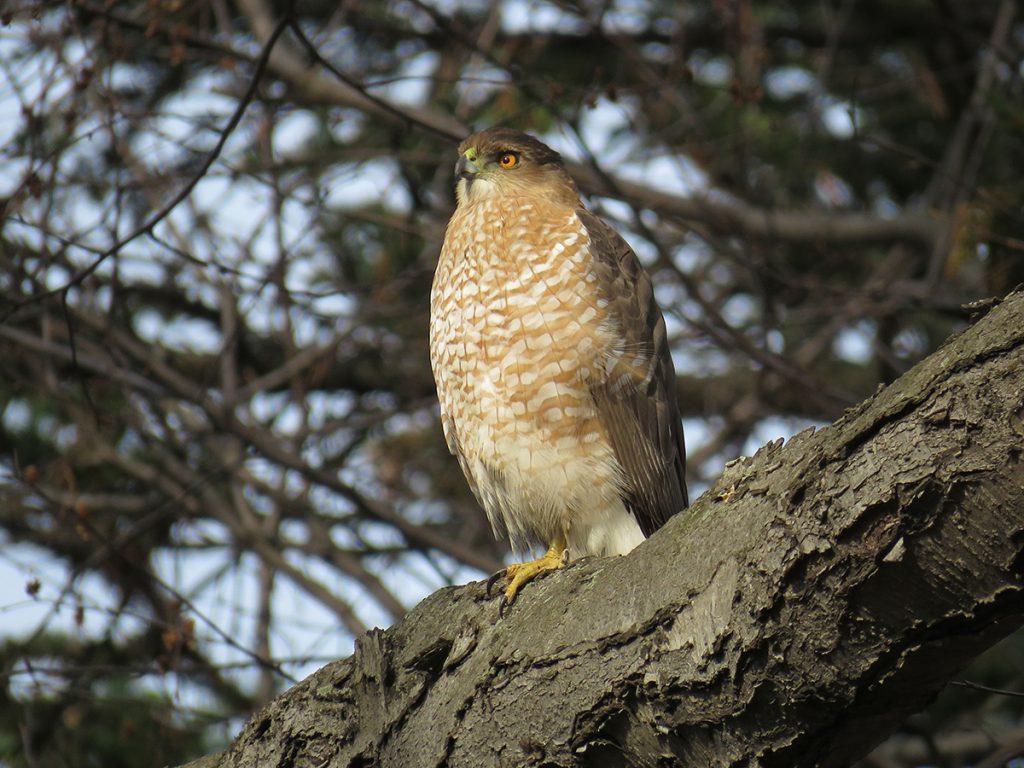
429, 197, 633, 552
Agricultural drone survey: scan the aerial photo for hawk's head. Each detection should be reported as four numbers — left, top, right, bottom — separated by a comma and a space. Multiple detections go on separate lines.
454, 129, 580, 208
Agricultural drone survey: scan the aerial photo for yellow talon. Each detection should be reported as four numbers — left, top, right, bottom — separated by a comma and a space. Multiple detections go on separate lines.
498, 537, 567, 616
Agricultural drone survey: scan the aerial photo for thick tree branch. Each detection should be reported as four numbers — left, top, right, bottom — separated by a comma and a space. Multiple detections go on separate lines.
186, 289, 1024, 767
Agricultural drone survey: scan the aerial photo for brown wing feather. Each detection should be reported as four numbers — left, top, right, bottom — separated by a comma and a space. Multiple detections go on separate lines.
578, 209, 688, 536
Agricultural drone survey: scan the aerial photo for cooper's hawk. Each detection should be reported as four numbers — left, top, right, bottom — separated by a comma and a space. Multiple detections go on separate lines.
430, 128, 688, 612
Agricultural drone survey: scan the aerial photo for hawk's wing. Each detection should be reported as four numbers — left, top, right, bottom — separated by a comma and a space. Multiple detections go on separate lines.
577, 209, 688, 536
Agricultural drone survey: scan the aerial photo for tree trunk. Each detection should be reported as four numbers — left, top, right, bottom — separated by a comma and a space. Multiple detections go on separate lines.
188, 289, 1024, 768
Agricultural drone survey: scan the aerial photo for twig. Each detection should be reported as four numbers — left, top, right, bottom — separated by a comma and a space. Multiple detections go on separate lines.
950, 679, 1024, 698
0, 4, 295, 324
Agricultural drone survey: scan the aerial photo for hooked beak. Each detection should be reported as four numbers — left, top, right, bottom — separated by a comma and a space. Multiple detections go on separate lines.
455, 154, 481, 179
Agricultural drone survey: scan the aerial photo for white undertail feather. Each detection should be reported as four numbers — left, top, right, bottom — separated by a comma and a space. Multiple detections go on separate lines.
569, 500, 646, 558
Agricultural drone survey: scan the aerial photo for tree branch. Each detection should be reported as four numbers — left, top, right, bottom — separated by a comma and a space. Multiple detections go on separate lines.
176, 288, 1024, 767
0, 4, 294, 324
571, 162, 941, 249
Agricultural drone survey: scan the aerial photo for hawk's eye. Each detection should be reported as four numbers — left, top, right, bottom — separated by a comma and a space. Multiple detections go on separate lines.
497, 152, 518, 169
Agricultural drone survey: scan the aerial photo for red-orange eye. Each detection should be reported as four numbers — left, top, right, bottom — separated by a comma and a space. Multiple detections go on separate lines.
498, 152, 518, 169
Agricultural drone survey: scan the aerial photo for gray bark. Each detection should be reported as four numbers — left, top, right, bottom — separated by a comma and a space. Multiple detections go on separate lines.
187, 289, 1024, 768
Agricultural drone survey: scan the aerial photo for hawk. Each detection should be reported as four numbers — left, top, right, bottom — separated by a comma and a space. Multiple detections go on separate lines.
429, 128, 688, 612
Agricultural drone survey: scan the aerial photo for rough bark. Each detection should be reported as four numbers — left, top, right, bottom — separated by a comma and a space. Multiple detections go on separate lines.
186, 289, 1024, 767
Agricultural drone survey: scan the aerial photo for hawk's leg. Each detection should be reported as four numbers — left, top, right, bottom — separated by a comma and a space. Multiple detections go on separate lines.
492, 533, 568, 617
